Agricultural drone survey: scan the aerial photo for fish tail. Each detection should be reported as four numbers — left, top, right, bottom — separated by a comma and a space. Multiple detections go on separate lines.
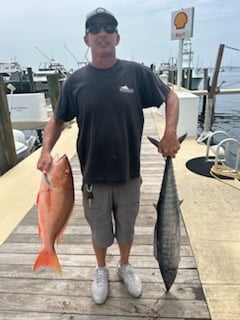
33, 247, 62, 274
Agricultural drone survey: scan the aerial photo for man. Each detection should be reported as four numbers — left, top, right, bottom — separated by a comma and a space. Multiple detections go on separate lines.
37, 7, 180, 304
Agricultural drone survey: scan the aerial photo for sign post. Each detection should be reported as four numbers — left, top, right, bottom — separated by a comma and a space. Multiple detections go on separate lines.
171, 7, 195, 87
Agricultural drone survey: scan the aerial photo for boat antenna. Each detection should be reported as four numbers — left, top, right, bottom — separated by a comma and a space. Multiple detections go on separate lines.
34, 46, 51, 62
64, 44, 88, 67
64, 44, 79, 64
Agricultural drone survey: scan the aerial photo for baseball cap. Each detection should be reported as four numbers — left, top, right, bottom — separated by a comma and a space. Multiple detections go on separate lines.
85, 7, 118, 28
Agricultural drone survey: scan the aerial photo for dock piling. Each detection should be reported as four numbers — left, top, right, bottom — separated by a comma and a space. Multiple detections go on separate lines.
47, 74, 60, 111
0, 77, 17, 175
204, 44, 225, 132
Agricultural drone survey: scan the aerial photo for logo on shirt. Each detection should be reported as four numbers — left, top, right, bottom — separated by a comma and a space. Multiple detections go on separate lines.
119, 85, 134, 94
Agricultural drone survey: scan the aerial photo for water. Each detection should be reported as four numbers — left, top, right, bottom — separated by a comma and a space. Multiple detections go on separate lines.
198, 69, 240, 168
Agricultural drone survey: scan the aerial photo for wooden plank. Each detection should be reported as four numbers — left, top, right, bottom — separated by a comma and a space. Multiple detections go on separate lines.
0, 313, 187, 320
0, 278, 205, 301
12, 225, 188, 236
0, 265, 201, 284
4, 233, 191, 246
0, 253, 197, 269
0, 243, 193, 256
0, 293, 210, 318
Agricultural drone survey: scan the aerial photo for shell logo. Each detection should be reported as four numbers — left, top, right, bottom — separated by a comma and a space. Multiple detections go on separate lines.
174, 11, 188, 29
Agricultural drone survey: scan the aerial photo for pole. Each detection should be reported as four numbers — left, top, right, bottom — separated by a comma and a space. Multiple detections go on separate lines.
177, 39, 184, 87
27, 67, 36, 93
204, 44, 225, 132
208, 44, 225, 99
0, 77, 17, 175
200, 68, 209, 123
47, 74, 60, 111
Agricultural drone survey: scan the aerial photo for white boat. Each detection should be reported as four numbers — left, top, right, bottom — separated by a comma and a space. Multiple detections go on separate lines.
34, 59, 69, 92
0, 61, 23, 80
182, 39, 203, 89
0, 60, 33, 94
158, 39, 203, 90
13, 129, 36, 162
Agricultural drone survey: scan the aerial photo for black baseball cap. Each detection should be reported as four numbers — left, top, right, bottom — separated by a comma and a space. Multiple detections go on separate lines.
85, 7, 118, 28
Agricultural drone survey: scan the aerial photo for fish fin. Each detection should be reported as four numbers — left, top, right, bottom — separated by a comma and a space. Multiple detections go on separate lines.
147, 136, 159, 148
33, 247, 62, 274
147, 133, 188, 148
178, 133, 188, 144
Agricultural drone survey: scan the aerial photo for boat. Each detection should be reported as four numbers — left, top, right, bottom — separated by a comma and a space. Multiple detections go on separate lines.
13, 129, 37, 162
158, 39, 203, 90
0, 61, 32, 94
34, 59, 70, 92
1, 56, 69, 95
182, 39, 203, 90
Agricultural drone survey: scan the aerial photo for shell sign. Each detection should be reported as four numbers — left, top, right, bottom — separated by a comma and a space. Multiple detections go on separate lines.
171, 7, 194, 40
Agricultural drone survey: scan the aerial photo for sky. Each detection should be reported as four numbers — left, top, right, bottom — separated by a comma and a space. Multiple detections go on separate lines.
2, 0, 240, 72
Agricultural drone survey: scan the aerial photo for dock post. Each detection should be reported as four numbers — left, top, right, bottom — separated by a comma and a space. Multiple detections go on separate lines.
47, 74, 60, 111
27, 67, 36, 93
0, 77, 17, 175
200, 68, 209, 123
204, 44, 225, 132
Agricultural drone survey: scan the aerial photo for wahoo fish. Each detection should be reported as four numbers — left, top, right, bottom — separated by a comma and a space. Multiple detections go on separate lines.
148, 134, 186, 291
33, 154, 74, 274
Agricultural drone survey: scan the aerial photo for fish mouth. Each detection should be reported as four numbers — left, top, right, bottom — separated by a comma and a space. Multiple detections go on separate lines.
42, 154, 68, 185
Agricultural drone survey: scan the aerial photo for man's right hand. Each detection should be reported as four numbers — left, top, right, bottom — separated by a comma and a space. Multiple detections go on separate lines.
37, 152, 53, 174
36, 115, 64, 174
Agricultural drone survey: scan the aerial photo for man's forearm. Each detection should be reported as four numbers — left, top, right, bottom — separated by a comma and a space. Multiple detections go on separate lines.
164, 90, 179, 134
41, 116, 64, 154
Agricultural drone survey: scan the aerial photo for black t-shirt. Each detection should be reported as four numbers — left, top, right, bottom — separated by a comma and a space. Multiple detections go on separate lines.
55, 59, 170, 184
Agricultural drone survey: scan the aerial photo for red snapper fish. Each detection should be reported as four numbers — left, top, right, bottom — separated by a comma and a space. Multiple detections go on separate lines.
33, 154, 74, 274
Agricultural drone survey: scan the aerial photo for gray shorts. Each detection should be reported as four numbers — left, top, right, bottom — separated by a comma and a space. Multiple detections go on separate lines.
82, 177, 142, 248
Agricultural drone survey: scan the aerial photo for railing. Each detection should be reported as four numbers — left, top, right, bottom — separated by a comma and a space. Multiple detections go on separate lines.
205, 130, 240, 171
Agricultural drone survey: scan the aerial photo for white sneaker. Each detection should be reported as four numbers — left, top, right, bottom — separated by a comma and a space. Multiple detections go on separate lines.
117, 263, 142, 298
92, 266, 109, 304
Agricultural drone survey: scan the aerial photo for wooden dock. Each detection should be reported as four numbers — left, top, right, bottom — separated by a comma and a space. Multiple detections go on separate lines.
0, 109, 211, 319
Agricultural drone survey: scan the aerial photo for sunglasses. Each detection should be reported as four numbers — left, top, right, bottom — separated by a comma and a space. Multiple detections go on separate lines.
86, 23, 118, 35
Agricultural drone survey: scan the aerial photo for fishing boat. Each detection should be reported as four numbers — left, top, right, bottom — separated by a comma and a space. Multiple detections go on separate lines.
34, 59, 69, 92
1, 52, 70, 95
0, 61, 32, 94
0, 61, 23, 80
33, 47, 70, 92
182, 39, 203, 90
158, 39, 203, 90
